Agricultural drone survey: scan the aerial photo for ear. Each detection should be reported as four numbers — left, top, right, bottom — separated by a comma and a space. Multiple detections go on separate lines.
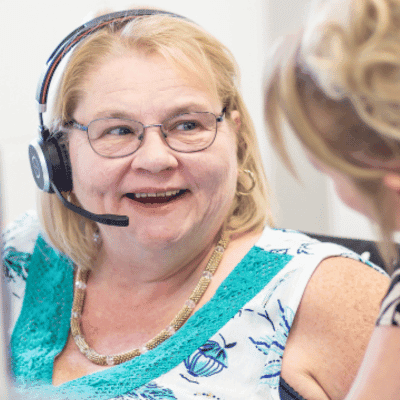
382, 174, 400, 231
383, 173, 400, 194
230, 110, 241, 132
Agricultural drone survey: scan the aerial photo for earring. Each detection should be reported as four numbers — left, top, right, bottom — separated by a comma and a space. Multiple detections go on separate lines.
236, 169, 256, 196
93, 231, 101, 245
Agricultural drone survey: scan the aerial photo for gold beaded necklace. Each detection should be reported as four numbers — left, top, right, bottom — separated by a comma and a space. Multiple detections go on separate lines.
70, 233, 230, 366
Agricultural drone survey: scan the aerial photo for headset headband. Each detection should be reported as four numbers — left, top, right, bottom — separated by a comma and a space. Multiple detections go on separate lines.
36, 9, 186, 129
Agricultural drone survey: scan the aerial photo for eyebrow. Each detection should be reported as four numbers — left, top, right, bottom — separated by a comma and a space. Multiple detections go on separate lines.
93, 102, 214, 121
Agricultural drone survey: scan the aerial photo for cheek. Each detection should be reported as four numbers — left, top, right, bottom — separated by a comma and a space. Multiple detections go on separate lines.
189, 148, 237, 199
209, 155, 237, 202
69, 135, 113, 195
332, 177, 370, 216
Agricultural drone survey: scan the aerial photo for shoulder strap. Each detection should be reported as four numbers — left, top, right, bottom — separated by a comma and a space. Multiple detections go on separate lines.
279, 377, 308, 400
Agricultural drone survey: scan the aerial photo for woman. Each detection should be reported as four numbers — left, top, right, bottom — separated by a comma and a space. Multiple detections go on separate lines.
265, 0, 400, 398
3, 7, 388, 400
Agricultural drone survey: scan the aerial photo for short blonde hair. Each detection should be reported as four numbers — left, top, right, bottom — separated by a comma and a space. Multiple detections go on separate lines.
265, 0, 400, 269
39, 9, 273, 270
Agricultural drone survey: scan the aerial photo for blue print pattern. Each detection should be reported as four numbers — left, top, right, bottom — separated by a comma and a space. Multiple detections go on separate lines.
3, 247, 30, 283
184, 334, 236, 379
115, 383, 177, 399
259, 229, 320, 256
296, 242, 314, 255
2, 210, 39, 300
249, 300, 294, 389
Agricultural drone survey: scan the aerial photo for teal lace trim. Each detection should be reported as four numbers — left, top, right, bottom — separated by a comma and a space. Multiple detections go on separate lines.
12, 239, 293, 399
11, 235, 74, 384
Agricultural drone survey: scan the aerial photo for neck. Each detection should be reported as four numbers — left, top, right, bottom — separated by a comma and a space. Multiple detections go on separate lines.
90, 230, 222, 293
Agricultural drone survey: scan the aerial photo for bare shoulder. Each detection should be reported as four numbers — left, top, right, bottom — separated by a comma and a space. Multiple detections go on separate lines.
281, 256, 390, 400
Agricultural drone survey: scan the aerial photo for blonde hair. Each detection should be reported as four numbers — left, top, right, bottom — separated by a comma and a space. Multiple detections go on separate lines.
265, 0, 400, 269
39, 9, 272, 270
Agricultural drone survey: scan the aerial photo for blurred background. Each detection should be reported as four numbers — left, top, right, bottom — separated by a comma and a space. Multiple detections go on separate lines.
0, 0, 377, 240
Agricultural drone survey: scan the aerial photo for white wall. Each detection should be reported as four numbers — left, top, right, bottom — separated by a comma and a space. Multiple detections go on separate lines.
0, 0, 376, 241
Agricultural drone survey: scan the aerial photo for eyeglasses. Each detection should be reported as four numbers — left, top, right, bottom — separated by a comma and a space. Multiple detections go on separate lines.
68, 108, 226, 158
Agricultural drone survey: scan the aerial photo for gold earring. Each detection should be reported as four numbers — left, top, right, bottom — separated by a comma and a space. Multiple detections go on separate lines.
236, 169, 256, 196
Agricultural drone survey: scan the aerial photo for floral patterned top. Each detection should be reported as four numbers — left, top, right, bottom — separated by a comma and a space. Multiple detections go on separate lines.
376, 268, 400, 326
3, 211, 385, 400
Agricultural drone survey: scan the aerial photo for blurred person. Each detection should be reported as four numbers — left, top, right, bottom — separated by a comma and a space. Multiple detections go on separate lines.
265, 0, 400, 398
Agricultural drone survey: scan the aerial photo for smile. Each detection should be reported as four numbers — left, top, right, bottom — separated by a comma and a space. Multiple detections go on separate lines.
125, 189, 188, 204
133, 189, 183, 198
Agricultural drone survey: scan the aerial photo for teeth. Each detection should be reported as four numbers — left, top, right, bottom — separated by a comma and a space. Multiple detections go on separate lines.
134, 190, 181, 198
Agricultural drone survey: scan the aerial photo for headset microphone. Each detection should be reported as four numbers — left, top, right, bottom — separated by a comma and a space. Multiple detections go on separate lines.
51, 183, 129, 227
28, 9, 186, 227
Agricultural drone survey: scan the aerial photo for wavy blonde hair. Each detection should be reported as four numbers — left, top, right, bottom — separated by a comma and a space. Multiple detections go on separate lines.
265, 0, 400, 269
39, 9, 273, 270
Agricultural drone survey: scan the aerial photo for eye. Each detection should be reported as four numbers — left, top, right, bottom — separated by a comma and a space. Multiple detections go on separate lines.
104, 126, 135, 136
175, 120, 200, 131
166, 116, 205, 134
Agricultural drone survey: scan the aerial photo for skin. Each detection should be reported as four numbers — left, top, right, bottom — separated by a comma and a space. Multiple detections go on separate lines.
345, 326, 400, 400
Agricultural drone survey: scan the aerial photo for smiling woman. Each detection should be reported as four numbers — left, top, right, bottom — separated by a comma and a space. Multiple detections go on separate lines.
2, 7, 389, 400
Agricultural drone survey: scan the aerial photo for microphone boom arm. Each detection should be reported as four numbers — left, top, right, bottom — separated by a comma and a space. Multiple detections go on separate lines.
51, 183, 129, 227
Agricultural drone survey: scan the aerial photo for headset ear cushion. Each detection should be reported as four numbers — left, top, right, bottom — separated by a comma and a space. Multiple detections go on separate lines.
47, 132, 72, 192
28, 131, 72, 193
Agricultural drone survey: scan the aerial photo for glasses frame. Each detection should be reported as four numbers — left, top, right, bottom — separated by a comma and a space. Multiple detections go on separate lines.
68, 107, 227, 158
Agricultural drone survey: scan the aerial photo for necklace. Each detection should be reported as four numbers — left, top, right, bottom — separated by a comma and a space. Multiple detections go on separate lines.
70, 232, 230, 366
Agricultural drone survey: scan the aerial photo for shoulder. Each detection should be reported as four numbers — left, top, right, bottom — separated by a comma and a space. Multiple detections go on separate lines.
294, 256, 389, 341
257, 226, 375, 263
2, 210, 43, 283
3, 210, 68, 334
281, 253, 389, 400
3, 210, 42, 250
256, 226, 387, 284
2, 211, 42, 332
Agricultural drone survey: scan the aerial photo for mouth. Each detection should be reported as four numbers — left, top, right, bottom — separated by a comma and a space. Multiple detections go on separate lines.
125, 189, 189, 205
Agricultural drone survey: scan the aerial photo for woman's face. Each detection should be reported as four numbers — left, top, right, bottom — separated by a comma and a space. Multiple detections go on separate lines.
69, 51, 240, 248
304, 95, 377, 220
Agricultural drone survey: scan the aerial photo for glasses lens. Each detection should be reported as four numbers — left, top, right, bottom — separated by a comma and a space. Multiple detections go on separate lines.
88, 118, 143, 157
162, 112, 217, 152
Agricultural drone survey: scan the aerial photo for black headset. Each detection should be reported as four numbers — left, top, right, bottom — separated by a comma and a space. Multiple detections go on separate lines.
28, 9, 187, 226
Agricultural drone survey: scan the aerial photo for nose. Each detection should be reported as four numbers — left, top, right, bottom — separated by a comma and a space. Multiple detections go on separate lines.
130, 125, 178, 173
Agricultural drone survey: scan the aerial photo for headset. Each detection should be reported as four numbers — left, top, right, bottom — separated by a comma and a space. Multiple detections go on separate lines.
28, 9, 187, 227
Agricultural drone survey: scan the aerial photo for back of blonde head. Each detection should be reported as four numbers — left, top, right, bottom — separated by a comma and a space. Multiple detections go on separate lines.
265, 0, 400, 268
40, 10, 272, 270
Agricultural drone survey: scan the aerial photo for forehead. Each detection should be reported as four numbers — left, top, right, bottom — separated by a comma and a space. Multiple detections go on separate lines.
85, 50, 217, 97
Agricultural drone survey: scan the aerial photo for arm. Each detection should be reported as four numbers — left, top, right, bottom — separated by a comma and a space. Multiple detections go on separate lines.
281, 256, 389, 400
344, 269, 400, 400
344, 326, 400, 400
